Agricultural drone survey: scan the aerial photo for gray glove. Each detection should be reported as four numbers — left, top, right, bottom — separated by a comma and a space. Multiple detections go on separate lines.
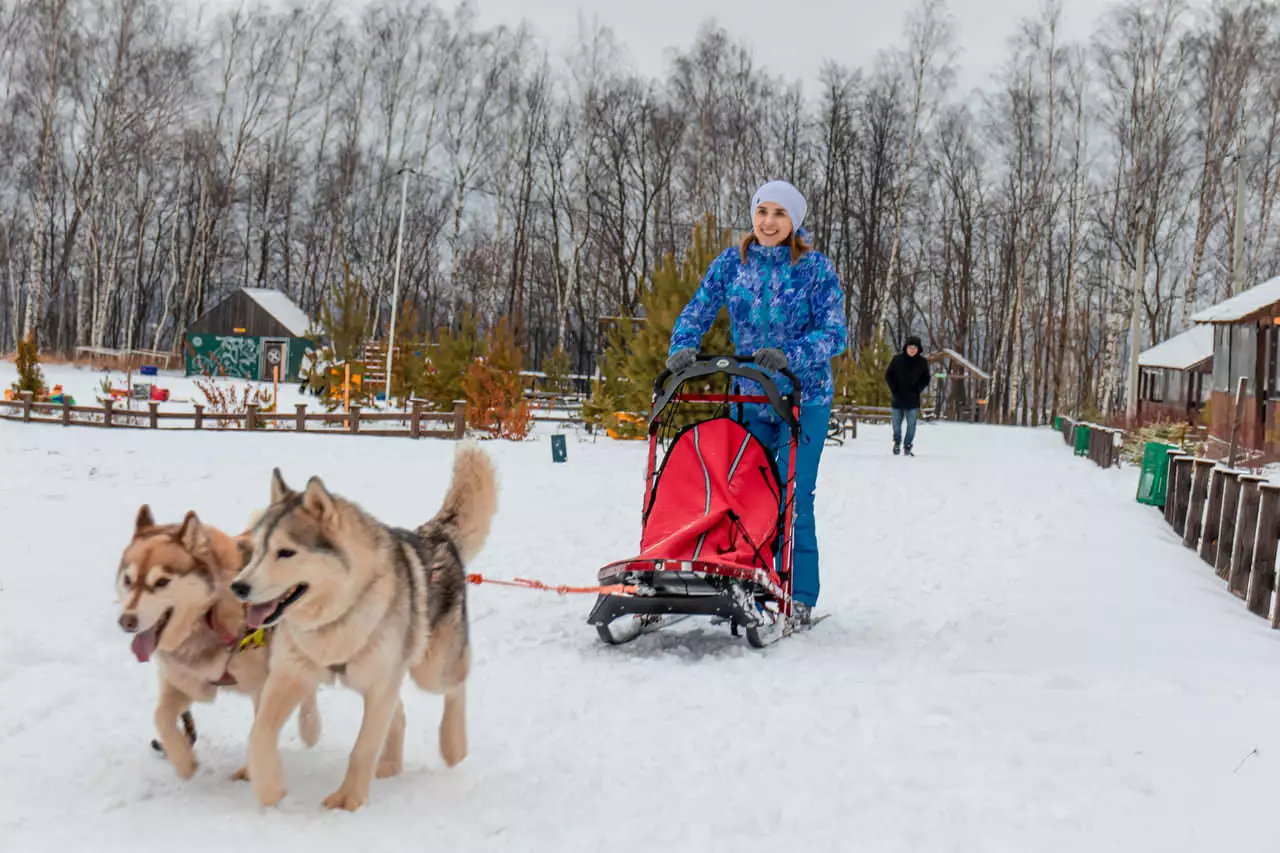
666, 348, 697, 372
752, 348, 788, 372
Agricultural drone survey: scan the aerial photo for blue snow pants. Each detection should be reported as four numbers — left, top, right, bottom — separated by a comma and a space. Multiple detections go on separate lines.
738, 403, 831, 608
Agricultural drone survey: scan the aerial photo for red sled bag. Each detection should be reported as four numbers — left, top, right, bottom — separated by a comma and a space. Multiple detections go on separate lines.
589, 353, 803, 648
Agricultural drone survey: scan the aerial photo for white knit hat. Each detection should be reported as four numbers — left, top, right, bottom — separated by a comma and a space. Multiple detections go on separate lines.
751, 180, 807, 232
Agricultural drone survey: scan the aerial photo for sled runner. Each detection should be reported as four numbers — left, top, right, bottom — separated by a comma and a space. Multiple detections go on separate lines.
587, 354, 809, 648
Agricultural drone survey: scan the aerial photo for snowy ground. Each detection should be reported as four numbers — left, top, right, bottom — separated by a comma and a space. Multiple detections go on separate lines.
5, 351, 330, 402
4, 412, 1280, 851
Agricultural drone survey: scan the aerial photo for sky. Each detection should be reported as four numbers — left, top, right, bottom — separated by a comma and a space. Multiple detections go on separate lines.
186, 0, 1134, 100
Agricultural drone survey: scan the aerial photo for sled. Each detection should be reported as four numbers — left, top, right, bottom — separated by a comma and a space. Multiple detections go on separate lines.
587, 354, 810, 648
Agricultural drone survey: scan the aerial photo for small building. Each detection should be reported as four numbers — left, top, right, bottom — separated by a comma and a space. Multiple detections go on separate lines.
1190, 275, 1280, 460
926, 348, 989, 422
184, 287, 315, 381
1137, 325, 1213, 424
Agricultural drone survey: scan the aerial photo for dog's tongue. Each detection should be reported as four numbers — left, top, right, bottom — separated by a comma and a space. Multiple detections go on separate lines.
244, 602, 276, 629
131, 625, 159, 662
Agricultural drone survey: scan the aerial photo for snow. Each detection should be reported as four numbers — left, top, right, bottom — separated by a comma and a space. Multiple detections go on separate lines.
5, 380, 1280, 851
241, 287, 313, 337
1138, 325, 1214, 371
1191, 275, 1280, 323
1, 359, 332, 417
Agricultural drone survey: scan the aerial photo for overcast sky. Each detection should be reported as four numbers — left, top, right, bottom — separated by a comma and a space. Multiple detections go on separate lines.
188, 0, 1142, 99
459, 0, 1119, 96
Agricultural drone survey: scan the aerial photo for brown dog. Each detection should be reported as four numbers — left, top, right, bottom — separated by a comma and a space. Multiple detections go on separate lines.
116, 506, 322, 780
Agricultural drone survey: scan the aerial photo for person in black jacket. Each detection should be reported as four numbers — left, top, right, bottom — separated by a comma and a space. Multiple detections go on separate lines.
884, 335, 931, 455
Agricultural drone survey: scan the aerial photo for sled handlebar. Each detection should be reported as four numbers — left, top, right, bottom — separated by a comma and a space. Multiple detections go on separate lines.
652, 354, 802, 430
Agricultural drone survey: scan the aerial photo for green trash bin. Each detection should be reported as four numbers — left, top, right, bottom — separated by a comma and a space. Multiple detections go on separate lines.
1135, 441, 1175, 507
1053, 415, 1062, 431
1073, 424, 1090, 456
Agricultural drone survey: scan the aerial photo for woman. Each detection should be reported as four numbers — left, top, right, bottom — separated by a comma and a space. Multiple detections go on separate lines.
666, 179, 847, 622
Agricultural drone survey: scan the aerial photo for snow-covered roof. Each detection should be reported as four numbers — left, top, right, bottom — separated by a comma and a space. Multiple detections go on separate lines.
928, 348, 990, 381
242, 288, 312, 337
1191, 275, 1280, 323
1139, 325, 1213, 371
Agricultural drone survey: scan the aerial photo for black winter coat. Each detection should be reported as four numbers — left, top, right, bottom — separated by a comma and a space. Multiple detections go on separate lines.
885, 347, 931, 410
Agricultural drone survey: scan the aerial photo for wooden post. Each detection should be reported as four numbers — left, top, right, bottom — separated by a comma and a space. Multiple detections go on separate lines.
453, 400, 466, 439
410, 399, 423, 439
148, 401, 160, 429
1227, 374, 1248, 468
1228, 475, 1266, 599
295, 403, 307, 432
61, 395, 71, 427
1170, 457, 1194, 537
1182, 459, 1215, 550
20, 390, 32, 422
273, 364, 279, 409
193, 403, 204, 430
350, 404, 361, 433
344, 363, 351, 413
1214, 469, 1243, 580
246, 403, 258, 431
1198, 466, 1227, 566
1246, 483, 1280, 619
103, 398, 114, 428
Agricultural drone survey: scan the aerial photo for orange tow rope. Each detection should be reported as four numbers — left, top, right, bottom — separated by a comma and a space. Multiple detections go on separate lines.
466, 573, 637, 597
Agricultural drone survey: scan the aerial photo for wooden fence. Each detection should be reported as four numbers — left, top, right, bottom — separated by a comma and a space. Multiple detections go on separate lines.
1057, 416, 1123, 468
825, 403, 941, 445
0, 391, 466, 439
1058, 414, 1280, 627
1160, 451, 1280, 628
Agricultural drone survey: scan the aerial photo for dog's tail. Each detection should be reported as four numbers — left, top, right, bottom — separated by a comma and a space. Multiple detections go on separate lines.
419, 440, 498, 565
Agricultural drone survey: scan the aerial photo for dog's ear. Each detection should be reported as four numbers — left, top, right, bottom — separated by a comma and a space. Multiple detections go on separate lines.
134, 504, 155, 538
177, 511, 210, 554
302, 476, 336, 525
270, 468, 290, 504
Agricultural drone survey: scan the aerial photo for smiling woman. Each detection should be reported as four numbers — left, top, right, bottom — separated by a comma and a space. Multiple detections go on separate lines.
665, 179, 848, 624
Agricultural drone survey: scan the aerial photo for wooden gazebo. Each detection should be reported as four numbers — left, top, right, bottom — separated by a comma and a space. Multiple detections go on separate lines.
926, 348, 989, 422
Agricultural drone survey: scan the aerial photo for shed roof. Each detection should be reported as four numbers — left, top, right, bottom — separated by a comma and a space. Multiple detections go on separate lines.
1138, 325, 1213, 371
241, 288, 312, 337
1191, 275, 1280, 324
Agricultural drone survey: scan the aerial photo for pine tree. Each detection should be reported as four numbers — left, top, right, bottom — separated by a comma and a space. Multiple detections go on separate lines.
580, 319, 640, 436
11, 333, 46, 397
581, 319, 645, 437
851, 338, 895, 408
388, 300, 430, 407
540, 346, 573, 398
619, 214, 735, 409
462, 316, 531, 440
321, 261, 370, 363
584, 214, 736, 435
422, 309, 484, 411
832, 352, 858, 407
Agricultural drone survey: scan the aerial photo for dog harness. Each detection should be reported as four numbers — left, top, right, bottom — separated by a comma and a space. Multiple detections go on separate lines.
204, 608, 268, 687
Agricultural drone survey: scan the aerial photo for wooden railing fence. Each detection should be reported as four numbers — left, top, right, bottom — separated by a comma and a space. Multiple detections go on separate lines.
1159, 451, 1280, 628
0, 391, 467, 439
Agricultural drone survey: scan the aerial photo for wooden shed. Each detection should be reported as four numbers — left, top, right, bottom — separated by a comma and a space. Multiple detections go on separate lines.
926, 348, 989, 422
1190, 275, 1280, 461
184, 288, 315, 381
1137, 324, 1213, 425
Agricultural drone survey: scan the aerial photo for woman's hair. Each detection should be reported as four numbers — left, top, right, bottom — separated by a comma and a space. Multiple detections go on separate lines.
739, 229, 811, 264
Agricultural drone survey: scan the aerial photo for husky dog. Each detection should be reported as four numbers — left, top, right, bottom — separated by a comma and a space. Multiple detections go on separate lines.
116, 507, 322, 780
231, 441, 498, 811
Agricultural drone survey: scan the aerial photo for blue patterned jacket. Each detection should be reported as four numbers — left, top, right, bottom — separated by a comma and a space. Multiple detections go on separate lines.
668, 230, 848, 411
